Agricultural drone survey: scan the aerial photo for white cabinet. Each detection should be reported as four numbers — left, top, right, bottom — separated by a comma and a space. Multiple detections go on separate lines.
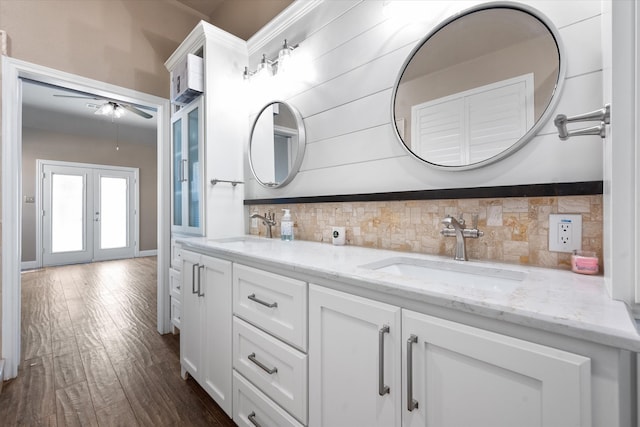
171, 97, 204, 236
308, 284, 592, 427
402, 309, 591, 427
181, 249, 232, 417
309, 284, 402, 427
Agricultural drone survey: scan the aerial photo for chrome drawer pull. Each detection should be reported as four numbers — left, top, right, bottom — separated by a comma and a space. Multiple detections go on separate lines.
379, 325, 390, 396
248, 352, 278, 375
248, 411, 261, 427
248, 293, 278, 308
407, 334, 419, 411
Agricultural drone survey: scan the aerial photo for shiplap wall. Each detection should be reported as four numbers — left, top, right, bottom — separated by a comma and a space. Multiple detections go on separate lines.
244, 0, 604, 200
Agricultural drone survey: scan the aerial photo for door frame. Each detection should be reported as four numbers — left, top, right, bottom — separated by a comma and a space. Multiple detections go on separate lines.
36, 159, 140, 268
2, 56, 172, 379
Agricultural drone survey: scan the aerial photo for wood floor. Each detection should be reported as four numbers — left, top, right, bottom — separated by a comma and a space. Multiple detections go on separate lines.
0, 257, 236, 426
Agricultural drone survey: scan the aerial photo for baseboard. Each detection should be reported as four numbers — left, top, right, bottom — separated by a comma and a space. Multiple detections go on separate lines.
21, 260, 39, 271
137, 249, 157, 257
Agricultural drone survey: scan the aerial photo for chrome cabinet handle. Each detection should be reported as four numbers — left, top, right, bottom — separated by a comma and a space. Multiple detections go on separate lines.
248, 293, 278, 308
182, 159, 188, 182
191, 263, 199, 294
248, 352, 278, 375
407, 334, 419, 411
248, 411, 261, 427
379, 325, 390, 396
197, 265, 205, 297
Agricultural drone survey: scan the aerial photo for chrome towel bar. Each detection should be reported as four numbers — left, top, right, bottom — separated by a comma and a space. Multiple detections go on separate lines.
210, 178, 244, 186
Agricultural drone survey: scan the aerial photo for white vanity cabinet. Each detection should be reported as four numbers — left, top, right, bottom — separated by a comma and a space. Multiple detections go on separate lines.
180, 249, 233, 417
402, 309, 591, 427
309, 284, 402, 427
308, 284, 592, 427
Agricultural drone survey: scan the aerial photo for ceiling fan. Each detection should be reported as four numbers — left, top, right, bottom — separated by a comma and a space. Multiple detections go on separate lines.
53, 94, 153, 119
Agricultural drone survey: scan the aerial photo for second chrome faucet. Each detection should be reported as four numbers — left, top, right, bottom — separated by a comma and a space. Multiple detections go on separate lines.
441, 214, 483, 261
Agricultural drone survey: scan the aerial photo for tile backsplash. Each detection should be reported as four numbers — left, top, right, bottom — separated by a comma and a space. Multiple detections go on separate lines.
248, 195, 603, 271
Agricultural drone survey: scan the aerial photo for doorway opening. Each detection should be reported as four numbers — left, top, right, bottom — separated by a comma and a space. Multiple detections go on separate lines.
2, 57, 172, 380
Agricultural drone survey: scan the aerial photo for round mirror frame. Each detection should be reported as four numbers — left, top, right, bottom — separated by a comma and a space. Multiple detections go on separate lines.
248, 100, 306, 188
391, 2, 566, 171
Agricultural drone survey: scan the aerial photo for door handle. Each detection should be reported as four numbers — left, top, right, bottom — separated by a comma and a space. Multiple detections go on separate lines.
191, 263, 199, 294
407, 334, 419, 411
197, 265, 205, 297
182, 159, 188, 182
379, 325, 390, 396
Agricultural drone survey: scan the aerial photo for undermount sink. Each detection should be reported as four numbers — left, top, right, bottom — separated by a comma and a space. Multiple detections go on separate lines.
361, 257, 526, 288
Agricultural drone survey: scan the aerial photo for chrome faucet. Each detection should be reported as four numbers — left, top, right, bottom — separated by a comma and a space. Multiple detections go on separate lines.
251, 212, 277, 238
440, 214, 484, 261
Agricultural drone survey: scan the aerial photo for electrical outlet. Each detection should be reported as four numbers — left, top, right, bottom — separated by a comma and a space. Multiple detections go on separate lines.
251, 217, 258, 228
549, 214, 582, 252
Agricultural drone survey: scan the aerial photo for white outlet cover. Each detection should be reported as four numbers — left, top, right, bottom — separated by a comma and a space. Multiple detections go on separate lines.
549, 214, 582, 252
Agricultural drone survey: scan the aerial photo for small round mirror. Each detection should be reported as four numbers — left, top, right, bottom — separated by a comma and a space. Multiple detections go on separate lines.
392, 3, 564, 170
249, 101, 306, 188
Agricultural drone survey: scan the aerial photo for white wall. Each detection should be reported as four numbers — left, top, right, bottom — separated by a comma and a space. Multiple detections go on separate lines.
244, 0, 604, 200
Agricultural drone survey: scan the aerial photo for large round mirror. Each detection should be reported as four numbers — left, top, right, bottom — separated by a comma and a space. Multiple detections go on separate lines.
392, 3, 564, 170
249, 101, 306, 188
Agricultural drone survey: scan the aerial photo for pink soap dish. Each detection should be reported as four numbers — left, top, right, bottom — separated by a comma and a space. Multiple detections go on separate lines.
571, 251, 599, 275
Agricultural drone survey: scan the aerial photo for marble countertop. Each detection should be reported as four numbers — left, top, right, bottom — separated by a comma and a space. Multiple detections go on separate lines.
177, 235, 640, 352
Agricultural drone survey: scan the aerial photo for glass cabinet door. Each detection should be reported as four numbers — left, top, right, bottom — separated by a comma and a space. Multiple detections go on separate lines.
172, 118, 183, 228
171, 97, 204, 235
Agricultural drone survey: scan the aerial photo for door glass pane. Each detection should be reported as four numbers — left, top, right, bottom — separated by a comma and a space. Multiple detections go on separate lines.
100, 176, 128, 249
188, 108, 200, 228
51, 173, 84, 253
173, 118, 183, 226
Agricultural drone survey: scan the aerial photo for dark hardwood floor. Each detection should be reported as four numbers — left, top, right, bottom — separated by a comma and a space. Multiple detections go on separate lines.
0, 257, 236, 426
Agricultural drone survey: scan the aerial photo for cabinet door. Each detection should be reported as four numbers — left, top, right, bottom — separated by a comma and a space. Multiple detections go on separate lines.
309, 285, 402, 427
171, 98, 204, 235
180, 250, 203, 380
402, 310, 591, 427
200, 254, 233, 417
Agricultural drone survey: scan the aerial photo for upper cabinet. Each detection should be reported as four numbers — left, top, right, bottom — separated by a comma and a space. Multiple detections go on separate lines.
165, 21, 248, 238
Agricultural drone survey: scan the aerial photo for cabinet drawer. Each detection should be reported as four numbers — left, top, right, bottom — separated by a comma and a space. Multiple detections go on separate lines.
169, 268, 182, 300
233, 370, 304, 427
170, 297, 182, 328
171, 239, 182, 271
233, 317, 307, 423
233, 264, 307, 351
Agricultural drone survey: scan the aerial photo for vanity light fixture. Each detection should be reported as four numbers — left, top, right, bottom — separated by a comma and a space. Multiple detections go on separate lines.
243, 39, 300, 80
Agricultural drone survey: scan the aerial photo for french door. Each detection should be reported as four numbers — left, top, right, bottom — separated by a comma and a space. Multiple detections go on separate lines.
41, 161, 137, 266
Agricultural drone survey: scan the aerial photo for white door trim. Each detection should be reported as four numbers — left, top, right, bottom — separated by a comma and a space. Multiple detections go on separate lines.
36, 159, 140, 267
2, 56, 172, 379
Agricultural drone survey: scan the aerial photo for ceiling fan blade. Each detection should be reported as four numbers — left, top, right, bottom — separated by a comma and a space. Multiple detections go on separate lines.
120, 103, 153, 119
53, 94, 103, 100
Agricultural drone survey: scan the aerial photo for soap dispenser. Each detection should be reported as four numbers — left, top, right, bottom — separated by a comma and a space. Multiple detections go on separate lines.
281, 209, 294, 241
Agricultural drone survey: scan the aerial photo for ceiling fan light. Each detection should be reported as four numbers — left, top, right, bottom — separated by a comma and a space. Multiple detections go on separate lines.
95, 103, 114, 116
113, 105, 125, 118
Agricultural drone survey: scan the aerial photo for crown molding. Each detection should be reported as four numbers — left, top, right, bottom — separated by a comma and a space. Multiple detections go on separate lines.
247, 0, 324, 57
165, 21, 247, 70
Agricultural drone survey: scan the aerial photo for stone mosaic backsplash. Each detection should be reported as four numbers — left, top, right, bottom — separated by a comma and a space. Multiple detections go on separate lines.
248, 195, 603, 271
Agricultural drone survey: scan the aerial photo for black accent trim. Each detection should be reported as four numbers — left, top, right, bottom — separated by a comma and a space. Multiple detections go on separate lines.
244, 181, 603, 205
